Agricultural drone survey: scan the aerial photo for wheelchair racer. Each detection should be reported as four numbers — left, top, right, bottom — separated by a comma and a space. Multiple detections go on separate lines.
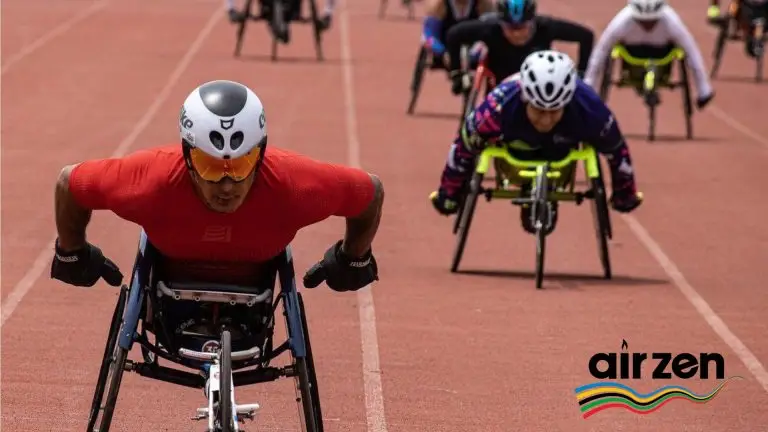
583, 0, 715, 109
421, 0, 497, 70
708, 0, 766, 58
430, 50, 643, 233
50, 80, 382, 294
226, 0, 334, 43
445, 0, 595, 95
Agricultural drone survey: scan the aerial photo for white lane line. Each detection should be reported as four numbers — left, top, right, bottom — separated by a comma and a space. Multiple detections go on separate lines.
339, 5, 389, 432
0, 7, 223, 328
1, 0, 111, 75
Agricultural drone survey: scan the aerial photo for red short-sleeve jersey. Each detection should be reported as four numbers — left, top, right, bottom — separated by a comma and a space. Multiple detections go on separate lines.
68, 145, 375, 281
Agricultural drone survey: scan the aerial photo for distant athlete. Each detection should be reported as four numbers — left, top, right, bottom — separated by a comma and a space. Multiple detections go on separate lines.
430, 50, 642, 233
421, 0, 497, 70
446, 0, 594, 94
226, 0, 334, 43
583, 0, 715, 109
708, 0, 766, 58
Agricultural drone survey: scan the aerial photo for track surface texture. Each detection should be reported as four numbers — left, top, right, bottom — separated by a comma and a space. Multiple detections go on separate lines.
2, 0, 767, 431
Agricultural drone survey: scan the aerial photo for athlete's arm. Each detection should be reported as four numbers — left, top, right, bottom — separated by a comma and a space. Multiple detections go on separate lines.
445, 20, 492, 72
55, 150, 159, 251
438, 80, 511, 196
583, 8, 629, 88
55, 166, 92, 251
342, 174, 384, 257
546, 17, 595, 75
423, 0, 448, 55
666, 8, 713, 98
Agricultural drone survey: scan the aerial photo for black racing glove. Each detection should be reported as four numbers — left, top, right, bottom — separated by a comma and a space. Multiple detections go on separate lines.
50, 240, 124, 288
449, 70, 465, 95
303, 240, 378, 292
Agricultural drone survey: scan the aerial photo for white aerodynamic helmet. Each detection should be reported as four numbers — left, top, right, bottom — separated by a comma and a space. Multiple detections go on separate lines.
628, 0, 666, 20
179, 80, 267, 182
519, 50, 577, 111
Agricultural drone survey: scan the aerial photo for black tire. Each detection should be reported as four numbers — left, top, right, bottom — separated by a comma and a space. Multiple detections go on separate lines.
451, 172, 482, 272
234, 0, 255, 57
452, 181, 467, 235
711, 20, 728, 78
533, 167, 549, 290
293, 293, 323, 431
680, 61, 694, 140
594, 160, 612, 240
407, 47, 428, 115
87, 287, 128, 432
219, 331, 234, 432
647, 90, 656, 142
590, 174, 612, 280
755, 28, 764, 82
307, 0, 324, 61
271, 0, 285, 62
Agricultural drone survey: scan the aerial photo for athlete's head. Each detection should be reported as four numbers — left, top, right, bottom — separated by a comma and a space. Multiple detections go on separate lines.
628, 0, 665, 29
518, 50, 577, 133
179, 80, 268, 213
497, 0, 537, 45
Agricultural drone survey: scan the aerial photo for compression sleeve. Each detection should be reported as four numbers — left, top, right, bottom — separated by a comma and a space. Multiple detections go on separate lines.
547, 18, 595, 75
665, 7, 713, 98
423, 16, 446, 55
445, 20, 491, 72
281, 153, 375, 227
583, 7, 630, 88
439, 81, 512, 195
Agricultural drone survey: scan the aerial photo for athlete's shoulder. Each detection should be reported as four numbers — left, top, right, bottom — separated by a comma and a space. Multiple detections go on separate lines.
486, 77, 524, 111
568, 80, 613, 125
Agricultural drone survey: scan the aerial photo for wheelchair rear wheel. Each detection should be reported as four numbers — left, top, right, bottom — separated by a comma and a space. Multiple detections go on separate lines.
711, 17, 729, 78
87, 286, 130, 432
680, 61, 694, 140
292, 293, 323, 431
234, 0, 256, 57
407, 47, 429, 115
451, 172, 482, 272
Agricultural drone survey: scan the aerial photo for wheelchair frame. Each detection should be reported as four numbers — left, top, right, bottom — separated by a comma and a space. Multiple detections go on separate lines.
233, 0, 324, 62
709, 2, 766, 82
450, 144, 613, 289
87, 230, 323, 432
599, 45, 692, 142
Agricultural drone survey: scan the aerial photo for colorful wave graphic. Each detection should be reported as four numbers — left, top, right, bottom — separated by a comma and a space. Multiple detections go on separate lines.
574, 377, 743, 419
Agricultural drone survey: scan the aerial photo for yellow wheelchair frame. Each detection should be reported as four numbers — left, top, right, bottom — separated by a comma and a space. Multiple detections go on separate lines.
450, 142, 613, 289
599, 45, 693, 142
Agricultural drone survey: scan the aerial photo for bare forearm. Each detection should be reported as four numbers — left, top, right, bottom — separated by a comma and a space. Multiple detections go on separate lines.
55, 165, 92, 251
342, 174, 384, 258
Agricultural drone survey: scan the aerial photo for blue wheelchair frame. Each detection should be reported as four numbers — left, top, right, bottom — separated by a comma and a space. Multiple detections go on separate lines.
88, 229, 321, 430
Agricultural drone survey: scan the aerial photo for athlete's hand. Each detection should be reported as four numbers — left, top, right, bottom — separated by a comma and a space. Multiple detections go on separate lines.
610, 190, 643, 213
430, 189, 460, 215
50, 240, 123, 288
303, 240, 378, 292
449, 70, 465, 95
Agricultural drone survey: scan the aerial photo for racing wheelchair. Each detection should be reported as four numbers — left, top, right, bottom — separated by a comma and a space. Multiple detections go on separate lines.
87, 230, 323, 431
448, 143, 614, 289
709, 0, 766, 82
233, 0, 325, 62
407, 43, 477, 116
599, 45, 693, 142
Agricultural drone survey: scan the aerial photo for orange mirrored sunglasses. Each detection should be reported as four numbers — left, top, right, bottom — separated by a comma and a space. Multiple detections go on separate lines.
188, 147, 261, 182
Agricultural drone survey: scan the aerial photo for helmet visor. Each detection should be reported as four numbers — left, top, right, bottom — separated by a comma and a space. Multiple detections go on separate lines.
189, 147, 261, 182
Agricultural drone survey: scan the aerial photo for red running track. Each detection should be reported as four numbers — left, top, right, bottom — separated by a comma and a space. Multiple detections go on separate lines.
2, 0, 768, 430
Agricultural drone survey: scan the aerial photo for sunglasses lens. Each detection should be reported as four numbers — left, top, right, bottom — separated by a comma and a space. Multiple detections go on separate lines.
189, 147, 260, 182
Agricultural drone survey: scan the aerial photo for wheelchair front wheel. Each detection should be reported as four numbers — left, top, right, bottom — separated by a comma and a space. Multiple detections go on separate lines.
87, 286, 129, 432
680, 62, 694, 140
451, 172, 482, 272
219, 331, 234, 432
533, 166, 550, 289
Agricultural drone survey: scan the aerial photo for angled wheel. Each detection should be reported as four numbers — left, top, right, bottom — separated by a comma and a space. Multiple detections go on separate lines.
755, 27, 765, 82
87, 286, 130, 432
293, 293, 323, 432
589, 162, 612, 280
407, 47, 429, 115
710, 18, 729, 78
270, 0, 286, 62
308, 0, 324, 61
219, 331, 234, 432
234, 0, 255, 57
680, 62, 694, 140
451, 172, 482, 272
